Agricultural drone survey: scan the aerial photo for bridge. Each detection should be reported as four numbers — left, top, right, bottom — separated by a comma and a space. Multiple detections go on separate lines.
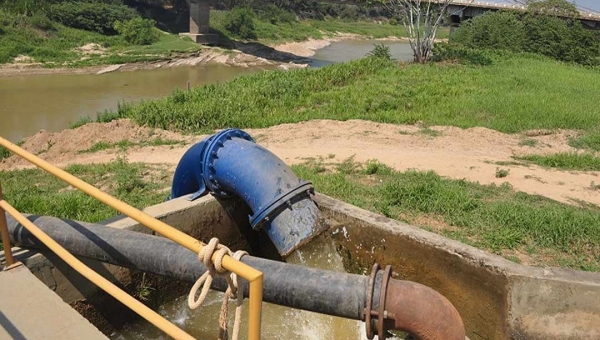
180, 0, 600, 44
446, 1, 600, 29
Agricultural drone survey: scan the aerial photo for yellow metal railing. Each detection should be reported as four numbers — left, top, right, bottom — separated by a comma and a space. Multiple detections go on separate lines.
0, 136, 263, 340
0, 193, 195, 340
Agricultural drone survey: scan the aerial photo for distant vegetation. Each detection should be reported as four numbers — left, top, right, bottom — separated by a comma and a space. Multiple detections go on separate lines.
0, 0, 200, 66
0, 0, 408, 65
450, 10, 600, 66
210, 8, 417, 43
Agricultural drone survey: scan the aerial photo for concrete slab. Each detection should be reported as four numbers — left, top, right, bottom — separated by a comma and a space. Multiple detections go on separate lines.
0, 265, 108, 340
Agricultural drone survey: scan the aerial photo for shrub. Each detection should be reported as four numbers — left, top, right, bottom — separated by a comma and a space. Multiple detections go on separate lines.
451, 10, 600, 66
49, 1, 137, 35
256, 5, 296, 24
522, 14, 599, 65
114, 17, 159, 45
223, 8, 256, 40
29, 14, 56, 31
367, 43, 392, 60
432, 43, 493, 66
451, 12, 526, 51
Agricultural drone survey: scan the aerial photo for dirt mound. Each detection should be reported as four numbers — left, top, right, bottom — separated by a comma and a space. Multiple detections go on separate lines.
2, 119, 598, 207
1, 119, 190, 169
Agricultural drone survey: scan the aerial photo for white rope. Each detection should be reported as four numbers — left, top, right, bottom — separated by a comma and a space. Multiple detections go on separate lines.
187, 238, 248, 340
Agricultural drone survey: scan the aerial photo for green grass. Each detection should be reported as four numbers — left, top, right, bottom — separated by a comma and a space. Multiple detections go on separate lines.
0, 145, 9, 161
517, 153, 600, 171
293, 160, 600, 271
569, 132, 600, 151
93, 53, 600, 138
519, 138, 538, 147
0, 157, 170, 223
79, 137, 183, 153
495, 168, 509, 178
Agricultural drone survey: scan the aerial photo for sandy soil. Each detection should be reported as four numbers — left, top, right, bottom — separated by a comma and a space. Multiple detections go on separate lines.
3, 119, 599, 208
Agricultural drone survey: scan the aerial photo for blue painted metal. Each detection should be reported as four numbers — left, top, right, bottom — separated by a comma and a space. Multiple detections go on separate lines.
171, 129, 321, 256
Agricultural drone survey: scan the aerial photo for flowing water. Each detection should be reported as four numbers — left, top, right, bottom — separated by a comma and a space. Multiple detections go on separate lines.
111, 235, 370, 340
0, 40, 412, 142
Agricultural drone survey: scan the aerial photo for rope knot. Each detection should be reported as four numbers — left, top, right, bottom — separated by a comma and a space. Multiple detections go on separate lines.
188, 237, 248, 340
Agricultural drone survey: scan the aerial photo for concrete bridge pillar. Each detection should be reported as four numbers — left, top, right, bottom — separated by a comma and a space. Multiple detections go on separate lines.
180, 0, 219, 44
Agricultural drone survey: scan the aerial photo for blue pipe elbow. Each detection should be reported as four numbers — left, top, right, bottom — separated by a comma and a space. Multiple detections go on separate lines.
171, 129, 321, 257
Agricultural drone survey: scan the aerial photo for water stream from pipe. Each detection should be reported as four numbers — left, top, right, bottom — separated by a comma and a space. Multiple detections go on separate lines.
112, 235, 377, 340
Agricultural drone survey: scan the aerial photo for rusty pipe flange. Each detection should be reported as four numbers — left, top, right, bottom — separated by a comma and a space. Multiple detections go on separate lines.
363, 263, 380, 339
363, 264, 394, 340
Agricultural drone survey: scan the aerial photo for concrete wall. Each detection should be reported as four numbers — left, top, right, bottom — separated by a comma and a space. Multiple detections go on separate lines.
313, 193, 600, 340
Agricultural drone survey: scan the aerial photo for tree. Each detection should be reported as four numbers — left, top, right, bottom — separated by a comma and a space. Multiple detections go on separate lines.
384, 0, 466, 63
526, 0, 580, 18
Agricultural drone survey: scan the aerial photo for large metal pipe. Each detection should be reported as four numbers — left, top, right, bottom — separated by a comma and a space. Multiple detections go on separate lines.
170, 129, 321, 257
6, 214, 465, 340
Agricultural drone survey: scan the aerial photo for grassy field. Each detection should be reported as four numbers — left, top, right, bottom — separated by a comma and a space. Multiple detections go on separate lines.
87, 53, 600, 148
293, 159, 600, 271
0, 157, 170, 225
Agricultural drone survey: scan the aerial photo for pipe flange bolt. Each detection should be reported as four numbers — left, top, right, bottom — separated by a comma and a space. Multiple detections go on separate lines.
201, 129, 254, 196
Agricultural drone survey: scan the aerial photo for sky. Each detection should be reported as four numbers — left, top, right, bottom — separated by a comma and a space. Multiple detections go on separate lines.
485, 0, 600, 12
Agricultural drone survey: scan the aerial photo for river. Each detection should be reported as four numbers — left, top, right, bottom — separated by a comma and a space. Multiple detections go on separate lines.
0, 40, 413, 142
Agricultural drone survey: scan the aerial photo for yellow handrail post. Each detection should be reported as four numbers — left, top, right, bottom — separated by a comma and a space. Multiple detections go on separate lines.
0, 183, 15, 267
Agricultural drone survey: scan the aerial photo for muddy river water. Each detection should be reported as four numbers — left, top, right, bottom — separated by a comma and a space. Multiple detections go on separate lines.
0, 40, 412, 142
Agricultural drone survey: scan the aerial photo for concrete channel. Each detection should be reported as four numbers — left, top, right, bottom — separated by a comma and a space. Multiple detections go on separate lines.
2, 193, 600, 339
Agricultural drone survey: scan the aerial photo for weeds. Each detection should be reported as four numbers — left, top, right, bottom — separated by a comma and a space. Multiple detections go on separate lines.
337, 156, 361, 174
517, 153, 600, 171
495, 168, 509, 178
569, 132, 600, 151
519, 139, 538, 147
364, 159, 392, 175
419, 127, 441, 138
79, 138, 183, 153
136, 273, 154, 301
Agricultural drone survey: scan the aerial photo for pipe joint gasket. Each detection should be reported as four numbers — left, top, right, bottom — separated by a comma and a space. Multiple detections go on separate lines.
200, 128, 254, 197
249, 181, 314, 230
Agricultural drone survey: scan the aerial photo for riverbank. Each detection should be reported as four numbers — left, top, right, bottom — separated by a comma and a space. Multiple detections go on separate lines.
0, 33, 400, 77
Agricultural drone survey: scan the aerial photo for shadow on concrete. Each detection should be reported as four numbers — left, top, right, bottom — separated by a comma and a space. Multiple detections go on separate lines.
0, 311, 27, 340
